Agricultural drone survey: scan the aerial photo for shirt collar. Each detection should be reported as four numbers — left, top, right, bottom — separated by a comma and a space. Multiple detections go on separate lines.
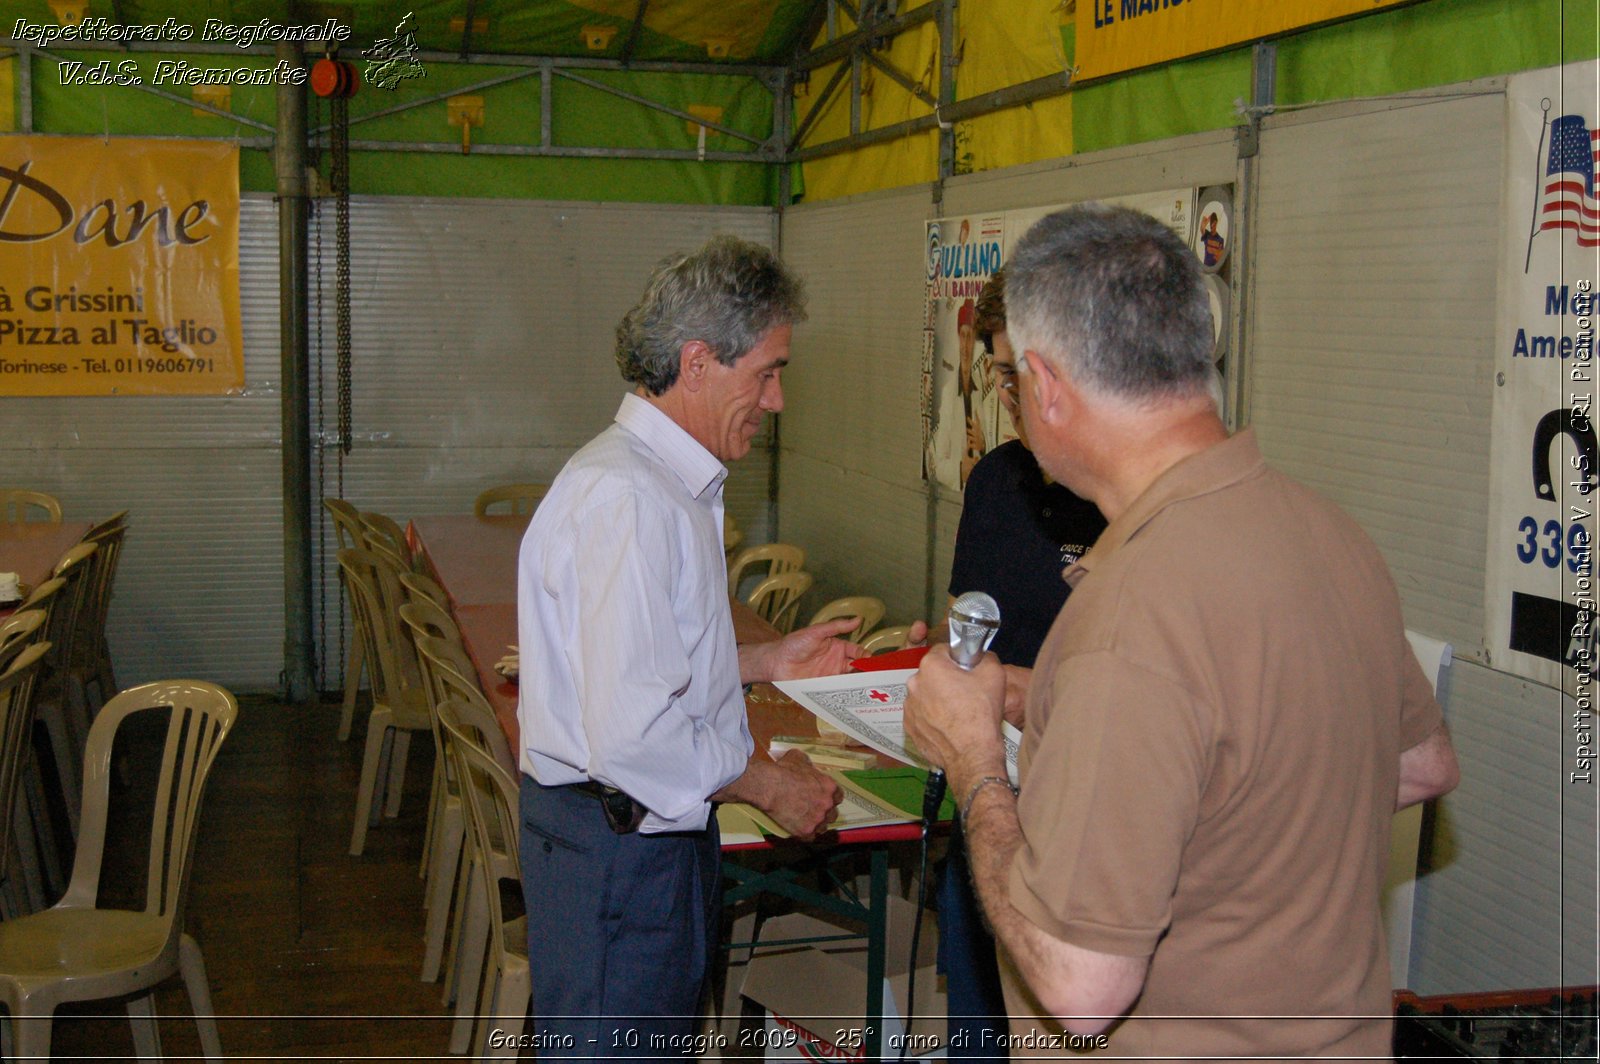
1063, 428, 1266, 587
614, 392, 728, 500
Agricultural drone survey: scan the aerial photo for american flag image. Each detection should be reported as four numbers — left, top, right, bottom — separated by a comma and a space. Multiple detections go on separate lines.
1538, 113, 1600, 247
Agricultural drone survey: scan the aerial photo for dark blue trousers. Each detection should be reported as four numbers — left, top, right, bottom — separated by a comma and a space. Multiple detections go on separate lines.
520, 777, 721, 1063
937, 821, 1010, 1060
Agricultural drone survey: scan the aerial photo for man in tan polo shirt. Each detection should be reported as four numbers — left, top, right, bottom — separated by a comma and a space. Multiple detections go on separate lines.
905, 204, 1460, 1060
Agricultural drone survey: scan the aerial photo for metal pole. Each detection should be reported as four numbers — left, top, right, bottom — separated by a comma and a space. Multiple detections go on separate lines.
276, 42, 315, 703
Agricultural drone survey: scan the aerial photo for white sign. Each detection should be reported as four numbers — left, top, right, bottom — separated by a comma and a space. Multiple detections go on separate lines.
1488, 62, 1600, 690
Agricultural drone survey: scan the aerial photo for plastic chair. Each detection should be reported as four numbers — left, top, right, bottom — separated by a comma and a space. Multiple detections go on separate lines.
338, 548, 432, 856
398, 605, 469, 983
723, 513, 744, 559
439, 701, 528, 1058
860, 625, 914, 655
398, 570, 452, 611
0, 679, 236, 1062
746, 571, 813, 635
473, 484, 547, 519
727, 543, 805, 598
73, 519, 127, 713
0, 643, 49, 917
0, 491, 61, 525
360, 512, 415, 576
324, 499, 369, 742
36, 544, 98, 837
0, 612, 45, 673
808, 596, 886, 644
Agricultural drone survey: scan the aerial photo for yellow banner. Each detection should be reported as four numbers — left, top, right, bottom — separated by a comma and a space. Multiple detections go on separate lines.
0, 136, 242, 396
1075, 0, 1411, 80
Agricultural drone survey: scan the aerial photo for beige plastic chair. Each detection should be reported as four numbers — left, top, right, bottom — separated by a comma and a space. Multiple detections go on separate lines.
0, 611, 46, 673
0, 679, 236, 1062
440, 700, 528, 1058
860, 625, 914, 655
0, 643, 49, 916
473, 484, 548, 519
338, 548, 432, 856
727, 542, 805, 598
0, 491, 61, 525
324, 499, 369, 742
73, 519, 127, 713
37, 543, 98, 836
398, 570, 452, 610
723, 513, 744, 559
360, 512, 414, 575
398, 605, 470, 984
747, 571, 813, 635
808, 596, 886, 644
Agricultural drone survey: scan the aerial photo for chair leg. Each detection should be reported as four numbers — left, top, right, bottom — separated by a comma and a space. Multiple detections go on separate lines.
384, 731, 413, 818
420, 800, 465, 983
13, 1009, 52, 1061
20, 766, 63, 897
349, 708, 393, 856
449, 862, 491, 1056
488, 961, 532, 1061
127, 991, 163, 1058
338, 636, 364, 741
421, 758, 446, 882
180, 932, 224, 1061
39, 701, 81, 838
441, 839, 477, 1006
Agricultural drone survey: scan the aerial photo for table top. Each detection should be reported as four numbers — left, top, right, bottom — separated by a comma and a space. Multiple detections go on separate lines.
407, 513, 528, 609
0, 521, 93, 603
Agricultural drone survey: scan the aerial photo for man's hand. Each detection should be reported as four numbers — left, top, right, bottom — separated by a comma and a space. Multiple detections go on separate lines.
966, 414, 985, 457
742, 618, 864, 684
714, 749, 843, 841
1001, 664, 1032, 728
904, 644, 1007, 782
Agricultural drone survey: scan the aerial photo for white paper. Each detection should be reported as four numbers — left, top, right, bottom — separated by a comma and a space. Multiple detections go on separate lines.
774, 669, 1020, 783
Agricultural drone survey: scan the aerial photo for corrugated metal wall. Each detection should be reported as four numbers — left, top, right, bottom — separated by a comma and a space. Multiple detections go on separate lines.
1249, 83, 1597, 993
2, 194, 775, 693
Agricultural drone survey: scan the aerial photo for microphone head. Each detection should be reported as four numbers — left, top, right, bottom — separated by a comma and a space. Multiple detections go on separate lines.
950, 590, 1000, 626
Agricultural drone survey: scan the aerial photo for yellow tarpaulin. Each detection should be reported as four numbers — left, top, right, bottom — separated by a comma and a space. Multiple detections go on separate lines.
0, 136, 242, 397
1076, 0, 1412, 80
956, 0, 1074, 175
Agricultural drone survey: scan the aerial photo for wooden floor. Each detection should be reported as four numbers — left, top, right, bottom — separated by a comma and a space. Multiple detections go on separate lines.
48, 693, 469, 1062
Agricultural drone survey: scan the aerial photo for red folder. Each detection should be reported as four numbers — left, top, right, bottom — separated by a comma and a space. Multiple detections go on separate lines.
848, 644, 930, 672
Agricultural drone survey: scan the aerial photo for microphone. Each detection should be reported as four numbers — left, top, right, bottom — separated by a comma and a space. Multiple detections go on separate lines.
922, 591, 1002, 823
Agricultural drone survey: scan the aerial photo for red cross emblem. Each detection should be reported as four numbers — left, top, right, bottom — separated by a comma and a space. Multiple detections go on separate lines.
869, 689, 890, 703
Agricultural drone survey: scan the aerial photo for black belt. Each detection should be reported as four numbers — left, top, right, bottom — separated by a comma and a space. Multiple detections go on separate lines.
566, 780, 646, 834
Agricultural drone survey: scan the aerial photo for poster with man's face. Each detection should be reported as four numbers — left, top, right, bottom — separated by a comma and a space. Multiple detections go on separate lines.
923, 214, 1006, 492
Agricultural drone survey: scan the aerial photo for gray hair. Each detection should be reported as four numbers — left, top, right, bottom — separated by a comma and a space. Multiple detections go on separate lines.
1006, 204, 1214, 400
616, 235, 807, 395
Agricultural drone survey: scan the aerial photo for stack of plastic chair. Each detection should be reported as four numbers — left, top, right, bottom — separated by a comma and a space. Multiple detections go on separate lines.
398, 598, 471, 984
747, 571, 814, 634
0, 640, 49, 917
0, 679, 235, 1061
338, 547, 432, 856
473, 484, 547, 518
0, 491, 61, 524
35, 543, 98, 837
439, 698, 527, 1058
860, 625, 915, 655
73, 512, 129, 715
398, 570, 452, 611
323, 498, 369, 742
808, 596, 886, 644
9, 585, 67, 896
727, 542, 805, 600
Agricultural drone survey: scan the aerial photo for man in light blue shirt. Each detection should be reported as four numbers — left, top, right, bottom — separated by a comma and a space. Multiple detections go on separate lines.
517, 235, 860, 1058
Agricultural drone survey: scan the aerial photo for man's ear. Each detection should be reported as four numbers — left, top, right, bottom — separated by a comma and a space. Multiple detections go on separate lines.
679, 340, 712, 391
1021, 349, 1060, 422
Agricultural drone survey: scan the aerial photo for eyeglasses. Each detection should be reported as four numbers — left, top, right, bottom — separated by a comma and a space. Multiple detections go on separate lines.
994, 367, 1019, 394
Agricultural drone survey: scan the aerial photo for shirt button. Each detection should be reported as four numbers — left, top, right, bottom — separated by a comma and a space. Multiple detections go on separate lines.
542, 840, 553, 854
1042, 508, 1052, 517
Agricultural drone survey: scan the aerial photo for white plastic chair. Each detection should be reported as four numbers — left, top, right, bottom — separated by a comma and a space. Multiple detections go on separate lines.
474, 484, 547, 518
746, 571, 813, 635
808, 596, 886, 644
860, 625, 914, 656
727, 543, 805, 598
0, 679, 236, 1061
323, 498, 369, 742
0, 490, 61, 524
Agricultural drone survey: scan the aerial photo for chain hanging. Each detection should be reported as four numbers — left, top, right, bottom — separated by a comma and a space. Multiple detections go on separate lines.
314, 87, 329, 695
333, 92, 353, 456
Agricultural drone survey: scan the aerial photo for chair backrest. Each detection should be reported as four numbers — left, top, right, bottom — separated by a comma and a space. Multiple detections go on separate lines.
746, 571, 813, 634
399, 602, 465, 708
440, 704, 523, 954
62, 679, 237, 925
723, 513, 744, 559
0, 609, 46, 672
1, 489, 62, 524
73, 522, 127, 672
338, 548, 421, 704
420, 640, 515, 773
360, 511, 413, 572
474, 483, 548, 518
808, 596, 886, 643
0, 642, 49, 882
323, 498, 367, 551
398, 570, 451, 610
727, 543, 806, 596
83, 510, 129, 540
45, 542, 97, 680
860, 625, 913, 655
